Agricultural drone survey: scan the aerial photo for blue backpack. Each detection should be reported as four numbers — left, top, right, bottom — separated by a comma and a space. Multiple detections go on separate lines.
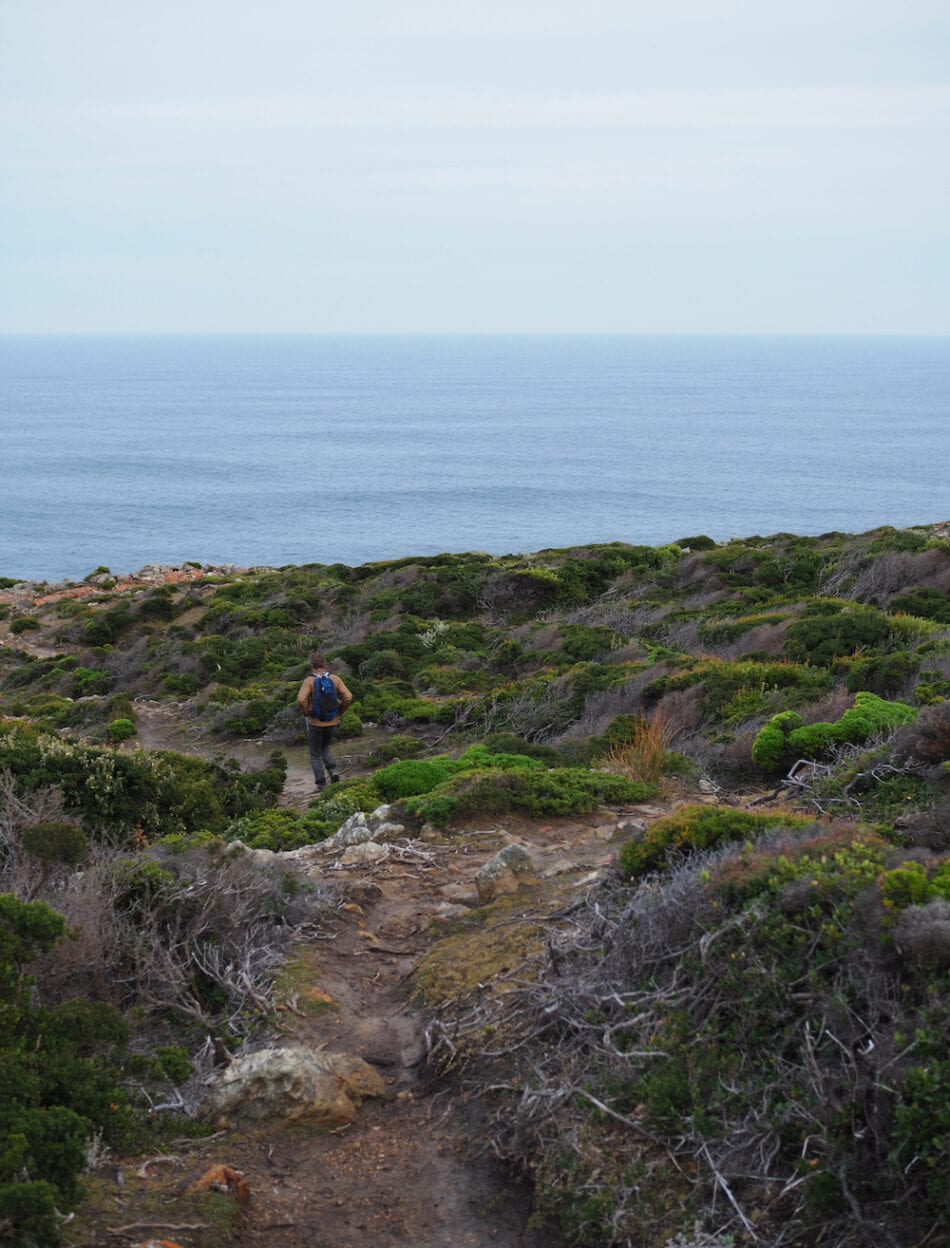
312, 673, 339, 720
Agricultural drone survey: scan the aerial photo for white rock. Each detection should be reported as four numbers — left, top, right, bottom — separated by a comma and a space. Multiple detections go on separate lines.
340, 841, 390, 865
202, 1046, 385, 1130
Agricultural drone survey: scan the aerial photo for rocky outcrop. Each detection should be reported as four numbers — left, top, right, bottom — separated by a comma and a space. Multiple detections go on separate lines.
323, 805, 406, 849
202, 1045, 386, 1130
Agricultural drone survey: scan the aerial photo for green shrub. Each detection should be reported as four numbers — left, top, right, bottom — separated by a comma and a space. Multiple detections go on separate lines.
880, 862, 932, 914
749, 709, 803, 771
405, 766, 655, 828
752, 692, 918, 774
646, 659, 829, 722
843, 650, 919, 696
337, 708, 363, 737
619, 804, 812, 878
890, 586, 950, 624
19, 822, 87, 870
0, 724, 286, 839
107, 717, 136, 744
0, 1180, 62, 1247
785, 604, 893, 665
163, 672, 202, 696
676, 534, 717, 551
137, 592, 177, 621
0, 897, 132, 1242
374, 757, 459, 800
72, 666, 113, 696
9, 617, 39, 635
415, 664, 476, 694
230, 781, 381, 851
372, 734, 424, 762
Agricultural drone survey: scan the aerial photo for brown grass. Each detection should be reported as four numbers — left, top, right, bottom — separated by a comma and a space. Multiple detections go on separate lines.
604, 710, 681, 785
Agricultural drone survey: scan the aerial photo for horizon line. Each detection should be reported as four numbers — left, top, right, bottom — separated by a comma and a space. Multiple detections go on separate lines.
2, 330, 949, 339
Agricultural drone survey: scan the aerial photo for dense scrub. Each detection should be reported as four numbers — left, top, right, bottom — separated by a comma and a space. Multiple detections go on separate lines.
0, 523, 948, 1244
428, 814, 950, 1248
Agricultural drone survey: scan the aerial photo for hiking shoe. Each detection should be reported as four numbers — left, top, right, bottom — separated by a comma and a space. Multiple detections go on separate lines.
329, 773, 341, 784
315, 780, 326, 792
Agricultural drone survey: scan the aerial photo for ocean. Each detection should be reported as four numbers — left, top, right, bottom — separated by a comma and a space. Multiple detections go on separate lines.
0, 334, 947, 583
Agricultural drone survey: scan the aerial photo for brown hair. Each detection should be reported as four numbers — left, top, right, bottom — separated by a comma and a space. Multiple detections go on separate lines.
309, 652, 327, 670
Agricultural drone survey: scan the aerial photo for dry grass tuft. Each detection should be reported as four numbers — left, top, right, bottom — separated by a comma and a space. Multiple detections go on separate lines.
604, 711, 680, 785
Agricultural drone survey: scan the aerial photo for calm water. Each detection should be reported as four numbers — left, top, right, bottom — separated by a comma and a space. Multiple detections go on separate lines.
0, 335, 947, 583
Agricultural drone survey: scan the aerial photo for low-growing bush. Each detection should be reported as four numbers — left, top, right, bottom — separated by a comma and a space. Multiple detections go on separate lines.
784, 602, 893, 665
107, 717, 136, 744
9, 616, 40, 635
374, 757, 459, 801
405, 766, 655, 827
752, 691, 918, 773
619, 803, 812, 878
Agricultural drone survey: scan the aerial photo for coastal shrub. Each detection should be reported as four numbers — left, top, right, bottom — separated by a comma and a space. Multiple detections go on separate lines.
415, 664, 476, 694
82, 603, 133, 648
619, 804, 812, 878
0, 723, 286, 838
645, 658, 829, 722
842, 650, 919, 696
373, 746, 545, 803
404, 766, 654, 827
19, 822, 88, 873
227, 798, 363, 853
371, 734, 424, 763
374, 757, 459, 801
0, 896, 134, 1244
137, 590, 177, 621
890, 586, 950, 623
495, 820, 950, 1246
784, 603, 893, 665
9, 616, 39, 635
752, 692, 918, 773
107, 717, 136, 744
73, 666, 112, 696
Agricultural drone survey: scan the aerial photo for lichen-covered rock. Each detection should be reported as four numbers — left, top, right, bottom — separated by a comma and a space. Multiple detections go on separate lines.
202, 1046, 386, 1130
330, 812, 375, 847
475, 843, 539, 903
340, 841, 390, 865
325, 805, 406, 849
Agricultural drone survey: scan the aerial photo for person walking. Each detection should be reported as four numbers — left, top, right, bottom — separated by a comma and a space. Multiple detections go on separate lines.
296, 652, 353, 791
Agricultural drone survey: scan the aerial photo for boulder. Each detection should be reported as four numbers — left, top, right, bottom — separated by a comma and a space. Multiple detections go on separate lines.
475, 843, 539, 903
331, 812, 376, 847
340, 841, 390, 865
325, 805, 405, 849
202, 1046, 386, 1130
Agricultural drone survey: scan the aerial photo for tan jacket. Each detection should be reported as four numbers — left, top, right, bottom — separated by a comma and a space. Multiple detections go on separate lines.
297, 670, 353, 727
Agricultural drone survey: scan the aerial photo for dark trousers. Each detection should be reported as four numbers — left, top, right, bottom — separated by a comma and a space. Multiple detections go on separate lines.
306, 722, 337, 784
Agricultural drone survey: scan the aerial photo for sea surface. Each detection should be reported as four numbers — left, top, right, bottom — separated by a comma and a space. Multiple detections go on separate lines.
0, 334, 948, 583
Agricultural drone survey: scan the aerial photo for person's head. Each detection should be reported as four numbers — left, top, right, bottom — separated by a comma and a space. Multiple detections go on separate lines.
309, 652, 327, 671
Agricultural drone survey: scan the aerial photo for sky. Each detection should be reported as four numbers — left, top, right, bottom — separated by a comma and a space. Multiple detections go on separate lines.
1, 0, 948, 334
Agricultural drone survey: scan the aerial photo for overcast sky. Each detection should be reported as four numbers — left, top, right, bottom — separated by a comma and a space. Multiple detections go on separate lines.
2, 1, 948, 333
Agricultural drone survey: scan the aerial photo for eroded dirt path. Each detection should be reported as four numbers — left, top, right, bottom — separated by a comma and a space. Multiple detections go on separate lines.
79, 713, 673, 1247
86, 793, 670, 1248
199, 809, 658, 1247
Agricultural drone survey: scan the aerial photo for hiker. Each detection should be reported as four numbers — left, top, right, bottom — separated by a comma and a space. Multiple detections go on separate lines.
296, 652, 353, 791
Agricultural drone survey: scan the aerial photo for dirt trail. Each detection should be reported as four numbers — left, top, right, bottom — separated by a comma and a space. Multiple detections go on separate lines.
186, 810, 644, 1247
92, 714, 670, 1247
